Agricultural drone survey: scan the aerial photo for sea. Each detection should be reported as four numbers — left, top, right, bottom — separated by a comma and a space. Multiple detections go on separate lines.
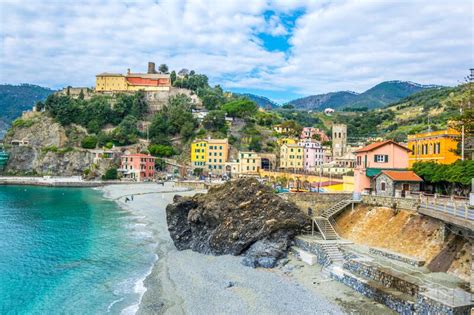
0, 185, 157, 315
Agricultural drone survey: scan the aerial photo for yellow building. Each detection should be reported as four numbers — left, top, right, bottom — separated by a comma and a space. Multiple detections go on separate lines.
207, 139, 229, 175
407, 128, 460, 167
238, 151, 261, 175
274, 124, 294, 134
95, 62, 171, 93
280, 144, 304, 169
191, 140, 207, 168
277, 137, 297, 146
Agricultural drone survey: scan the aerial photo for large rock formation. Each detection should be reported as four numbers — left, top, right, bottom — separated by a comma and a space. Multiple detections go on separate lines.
166, 178, 310, 268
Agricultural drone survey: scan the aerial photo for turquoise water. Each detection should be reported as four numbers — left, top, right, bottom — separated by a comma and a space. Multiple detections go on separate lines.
0, 186, 156, 315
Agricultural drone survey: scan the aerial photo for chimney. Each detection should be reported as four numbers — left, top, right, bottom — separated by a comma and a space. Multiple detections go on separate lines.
148, 62, 156, 74
127, 68, 130, 75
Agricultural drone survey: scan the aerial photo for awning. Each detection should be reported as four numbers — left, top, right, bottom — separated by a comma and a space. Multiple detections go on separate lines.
366, 168, 407, 177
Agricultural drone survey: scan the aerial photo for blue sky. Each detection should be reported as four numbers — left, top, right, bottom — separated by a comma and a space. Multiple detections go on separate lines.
1, 0, 472, 104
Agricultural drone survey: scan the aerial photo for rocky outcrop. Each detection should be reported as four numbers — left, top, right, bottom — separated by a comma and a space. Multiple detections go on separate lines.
2, 112, 115, 176
166, 178, 310, 268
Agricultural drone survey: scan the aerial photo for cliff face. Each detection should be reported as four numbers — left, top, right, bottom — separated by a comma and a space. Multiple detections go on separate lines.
166, 178, 310, 268
3, 113, 107, 176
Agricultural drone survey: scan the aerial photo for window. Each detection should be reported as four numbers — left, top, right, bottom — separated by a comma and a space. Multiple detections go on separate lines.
375, 155, 388, 163
381, 182, 386, 191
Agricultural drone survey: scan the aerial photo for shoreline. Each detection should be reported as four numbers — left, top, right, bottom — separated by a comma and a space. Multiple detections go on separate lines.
101, 182, 393, 315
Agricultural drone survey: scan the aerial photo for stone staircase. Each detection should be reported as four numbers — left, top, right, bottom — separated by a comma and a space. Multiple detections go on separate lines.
312, 217, 339, 240
321, 199, 355, 218
291, 236, 474, 314
320, 243, 344, 265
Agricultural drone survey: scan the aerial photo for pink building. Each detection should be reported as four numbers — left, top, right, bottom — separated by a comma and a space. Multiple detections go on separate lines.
300, 127, 330, 142
298, 139, 325, 171
353, 140, 411, 198
119, 153, 156, 181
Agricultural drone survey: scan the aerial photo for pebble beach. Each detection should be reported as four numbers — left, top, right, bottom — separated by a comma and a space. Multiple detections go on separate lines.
101, 182, 392, 315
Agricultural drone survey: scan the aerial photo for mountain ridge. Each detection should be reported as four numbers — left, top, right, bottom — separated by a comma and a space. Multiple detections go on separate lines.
288, 81, 443, 110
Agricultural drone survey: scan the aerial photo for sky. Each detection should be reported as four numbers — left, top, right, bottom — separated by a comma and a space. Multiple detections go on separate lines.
1, 0, 473, 103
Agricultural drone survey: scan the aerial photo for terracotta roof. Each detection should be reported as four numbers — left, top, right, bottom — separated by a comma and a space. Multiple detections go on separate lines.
379, 170, 423, 182
354, 140, 410, 153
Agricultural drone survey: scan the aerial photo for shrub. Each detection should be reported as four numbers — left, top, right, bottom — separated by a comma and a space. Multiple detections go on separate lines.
102, 168, 118, 180
81, 135, 98, 149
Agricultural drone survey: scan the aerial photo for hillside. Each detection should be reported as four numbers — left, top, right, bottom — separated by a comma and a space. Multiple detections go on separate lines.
288, 81, 439, 111
331, 84, 471, 141
0, 84, 54, 138
236, 93, 279, 109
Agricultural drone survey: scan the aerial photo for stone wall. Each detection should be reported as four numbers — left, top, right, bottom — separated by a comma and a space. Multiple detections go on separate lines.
369, 247, 425, 267
282, 192, 352, 215
361, 195, 419, 211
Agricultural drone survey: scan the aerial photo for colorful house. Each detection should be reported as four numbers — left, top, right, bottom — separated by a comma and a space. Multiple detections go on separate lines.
374, 170, 423, 197
280, 144, 304, 169
353, 140, 411, 198
206, 138, 229, 175
274, 124, 294, 134
407, 127, 460, 168
300, 127, 330, 142
119, 153, 155, 181
298, 139, 325, 171
191, 140, 207, 168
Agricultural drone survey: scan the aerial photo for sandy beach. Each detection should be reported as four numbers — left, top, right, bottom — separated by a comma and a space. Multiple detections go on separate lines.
101, 182, 393, 315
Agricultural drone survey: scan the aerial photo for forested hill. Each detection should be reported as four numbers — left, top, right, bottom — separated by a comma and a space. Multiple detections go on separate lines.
0, 84, 54, 138
235, 93, 279, 109
288, 81, 440, 111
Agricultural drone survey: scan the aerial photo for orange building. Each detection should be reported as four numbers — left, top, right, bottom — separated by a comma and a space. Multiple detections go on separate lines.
407, 128, 460, 168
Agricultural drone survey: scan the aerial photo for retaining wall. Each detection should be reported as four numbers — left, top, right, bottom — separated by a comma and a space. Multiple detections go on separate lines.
362, 195, 419, 211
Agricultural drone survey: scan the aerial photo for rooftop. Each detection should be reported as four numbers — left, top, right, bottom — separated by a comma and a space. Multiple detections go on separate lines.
354, 140, 410, 153
379, 170, 423, 182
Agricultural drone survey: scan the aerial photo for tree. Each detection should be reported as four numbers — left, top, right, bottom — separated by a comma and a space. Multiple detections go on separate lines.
281, 104, 294, 109
202, 110, 227, 132
170, 71, 177, 84
249, 136, 262, 152
159, 64, 169, 73
131, 91, 148, 119
103, 168, 118, 180
35, 101, 45, 112
78, 89, 85, 100
112, 115, 139, 145
81, 135, 98, 149
222, 99, 258, 118
149, 144, 175, 157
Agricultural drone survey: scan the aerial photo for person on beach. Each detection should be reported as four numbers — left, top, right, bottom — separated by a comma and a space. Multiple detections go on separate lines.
125, 197, 130, 203
131, 195, 134, 201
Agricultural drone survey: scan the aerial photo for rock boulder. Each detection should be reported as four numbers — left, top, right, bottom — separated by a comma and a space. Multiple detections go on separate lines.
166, 178, 310, 267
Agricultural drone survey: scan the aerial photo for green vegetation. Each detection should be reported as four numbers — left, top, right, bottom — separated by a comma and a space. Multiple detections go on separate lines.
173, 71, 209, 91
12, 118, 35, 128
41, 146, 74, 155
80, 135, 98, 149
102, 168, 118, 180
202, 110, 227, 133
412, 160, 474, 195
148, 144, 175, 157
0, 84, 54, 132
222, 99, 258, 118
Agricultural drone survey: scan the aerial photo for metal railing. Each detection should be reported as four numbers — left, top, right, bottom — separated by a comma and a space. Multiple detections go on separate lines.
418, 194, 473, 221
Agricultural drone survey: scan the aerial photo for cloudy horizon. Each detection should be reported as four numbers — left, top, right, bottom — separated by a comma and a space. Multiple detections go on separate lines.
1, 0, 473, 103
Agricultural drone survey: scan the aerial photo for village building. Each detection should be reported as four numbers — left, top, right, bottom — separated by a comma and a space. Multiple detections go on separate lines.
279, 143, 304, 170
298, 139, 325, 171
206, 138, 229, 175
119, 153, 155, 181
277, 137, 298, 146
238, 151, 261, 175
191, 140, 207, 168
353, 140, 411, 198
332, 124, 347, 158
273, 124, 294, 134
190, 138, 229, 175
374, 170, 423, 197
407, 127, 460, 167
95, 62, 171, 93
300, 127, 330, 142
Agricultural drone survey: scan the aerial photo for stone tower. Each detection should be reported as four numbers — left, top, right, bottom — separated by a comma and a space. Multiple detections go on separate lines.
332, 124, 347, 158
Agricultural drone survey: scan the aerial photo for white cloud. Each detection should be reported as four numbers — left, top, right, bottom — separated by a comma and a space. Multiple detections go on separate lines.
0, 0, 472, 101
